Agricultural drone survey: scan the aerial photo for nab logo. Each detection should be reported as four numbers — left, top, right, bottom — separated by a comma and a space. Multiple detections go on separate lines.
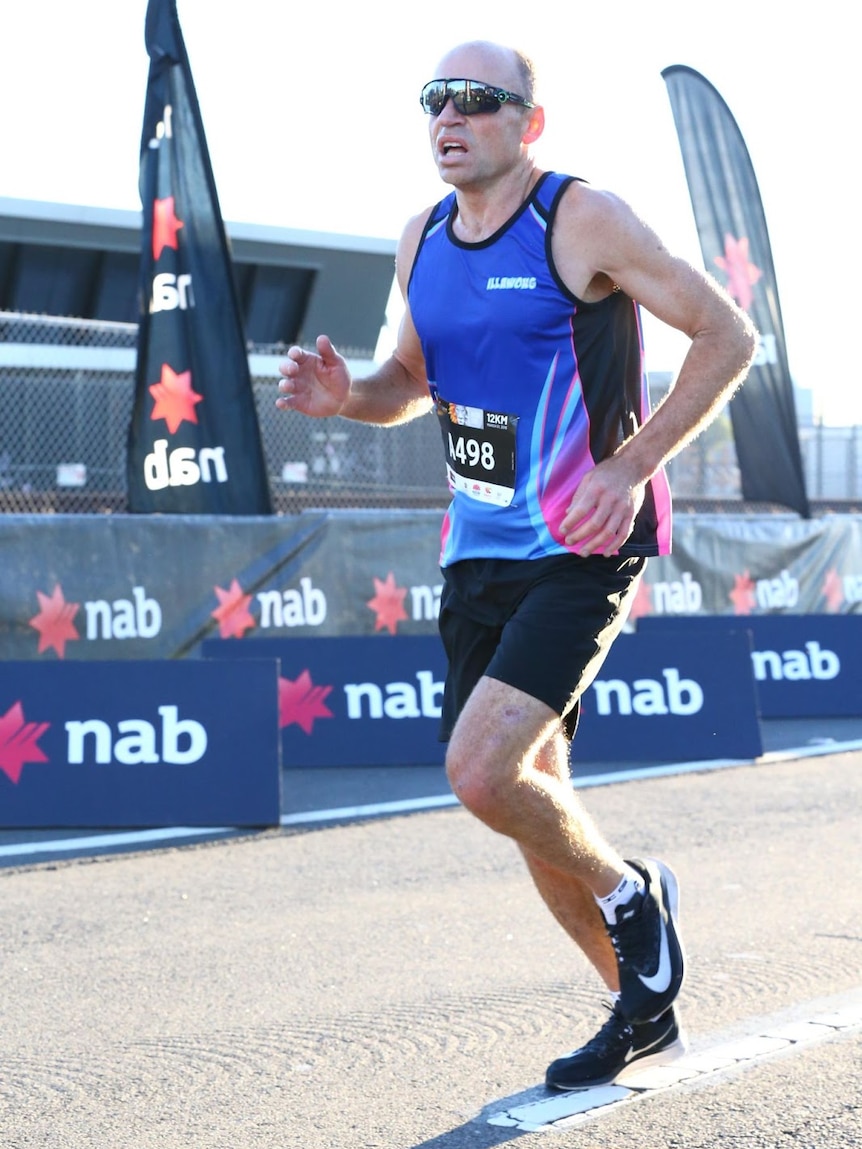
591, 669, 704, 716
409, 583, 442, 622
755, 569, 799, 611
344, 670, 443, 720
367, 572, 409, 635
151, 272, 194, 314
651, 571, 703, 614
730, 568, 799, 614
257, 579, 327, 629
147, 103, 175, 150
144, 439, 228, 490
751, 641, 840, 682
0, 701, 50, 784
65, 706, 207, 765
84, 586, 162, 641
714, 233, 762, 312
279, 670, 333, 734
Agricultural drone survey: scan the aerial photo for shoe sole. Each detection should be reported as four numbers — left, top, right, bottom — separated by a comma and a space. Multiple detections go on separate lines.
546, 1030, 689, 1092
615, 1029, 689, 1084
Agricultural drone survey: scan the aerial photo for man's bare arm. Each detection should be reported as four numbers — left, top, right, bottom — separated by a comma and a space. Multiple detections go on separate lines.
554, 187, 757, 554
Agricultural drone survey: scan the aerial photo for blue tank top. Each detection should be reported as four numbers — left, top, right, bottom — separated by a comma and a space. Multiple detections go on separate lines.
408, 171, 672, 566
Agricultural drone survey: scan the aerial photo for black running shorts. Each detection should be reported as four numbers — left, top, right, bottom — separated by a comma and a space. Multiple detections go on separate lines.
438, 553, 646, 742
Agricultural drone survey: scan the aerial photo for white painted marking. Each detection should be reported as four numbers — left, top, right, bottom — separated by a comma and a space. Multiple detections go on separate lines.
3, 735, 861, 864
614, 1062, 700, 1089
676, 1051, 739, 1073
0, 826, 231, 859
505, 1085, 632, 1124
487, 990, 862, 1131
280, 793, 458, 827
764, 1021, 836, 1042
278, 736, 862, 828
706, 1035, 790, 1060
812, 1005, 862, 1028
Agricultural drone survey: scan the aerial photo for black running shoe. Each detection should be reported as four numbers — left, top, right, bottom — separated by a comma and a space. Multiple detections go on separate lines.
606, 857, 685, 1025
545, 1001, 687, 1091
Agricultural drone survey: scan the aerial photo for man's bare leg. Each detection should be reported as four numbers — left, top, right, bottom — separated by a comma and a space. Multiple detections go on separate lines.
521, 849, 620, 990
520, 727, 620, 989
445, 674, 627, 983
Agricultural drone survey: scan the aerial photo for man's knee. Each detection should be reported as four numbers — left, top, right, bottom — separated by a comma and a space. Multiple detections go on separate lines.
445, 736, 502, 826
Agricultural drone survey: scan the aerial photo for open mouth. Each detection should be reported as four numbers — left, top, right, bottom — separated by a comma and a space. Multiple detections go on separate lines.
440, 140, 467, 156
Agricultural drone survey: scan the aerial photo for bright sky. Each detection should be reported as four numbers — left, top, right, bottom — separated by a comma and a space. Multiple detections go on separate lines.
2, 1, 857, 422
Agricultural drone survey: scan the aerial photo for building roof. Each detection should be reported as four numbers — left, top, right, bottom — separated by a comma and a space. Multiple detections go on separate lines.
0, 197, 396, 358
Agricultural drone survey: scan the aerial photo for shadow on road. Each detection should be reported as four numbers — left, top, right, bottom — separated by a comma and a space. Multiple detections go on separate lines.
410, 1084, 548, 1147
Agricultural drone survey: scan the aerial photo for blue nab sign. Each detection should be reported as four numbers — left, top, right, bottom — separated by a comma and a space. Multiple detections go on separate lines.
636, 615, 862, 718
574, 630, 762, 762
0, 660, 281, 828
202, 636, 447, 769
204, 632, 761, 769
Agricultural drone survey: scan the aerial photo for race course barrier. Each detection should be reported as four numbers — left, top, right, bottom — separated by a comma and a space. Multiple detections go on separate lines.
0, 659, 281, 828
203, 628, 762, 768
637, 615, 862, 718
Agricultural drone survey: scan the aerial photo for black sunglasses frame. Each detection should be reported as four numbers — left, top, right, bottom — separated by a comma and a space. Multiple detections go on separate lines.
419, 78, 535, 118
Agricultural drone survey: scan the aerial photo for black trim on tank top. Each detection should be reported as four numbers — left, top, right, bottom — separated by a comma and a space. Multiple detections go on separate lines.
442, 170, 557, 251
407, 198, 451, 292
542, 175, 620, 309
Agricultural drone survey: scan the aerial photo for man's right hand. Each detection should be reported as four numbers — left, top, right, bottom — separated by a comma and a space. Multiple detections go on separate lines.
276, 335, 351, 417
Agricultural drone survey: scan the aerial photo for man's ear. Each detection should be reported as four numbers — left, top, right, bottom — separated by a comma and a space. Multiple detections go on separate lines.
522, 105, 545, 145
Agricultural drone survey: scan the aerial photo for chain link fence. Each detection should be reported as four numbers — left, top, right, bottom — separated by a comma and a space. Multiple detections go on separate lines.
1, 312, 859, 514
0, 313, 449, 514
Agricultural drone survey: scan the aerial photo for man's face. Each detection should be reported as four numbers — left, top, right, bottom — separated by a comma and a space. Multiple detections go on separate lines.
424, 48, 533, 189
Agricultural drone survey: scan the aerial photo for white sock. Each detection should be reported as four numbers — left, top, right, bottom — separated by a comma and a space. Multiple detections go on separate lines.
595, 869, 645, 925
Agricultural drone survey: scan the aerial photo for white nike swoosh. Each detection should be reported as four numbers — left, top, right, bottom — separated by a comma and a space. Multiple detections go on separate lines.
638, 915, 672, 993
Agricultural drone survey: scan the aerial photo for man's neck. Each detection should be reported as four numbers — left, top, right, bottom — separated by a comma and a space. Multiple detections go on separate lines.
450, 163, 543, 243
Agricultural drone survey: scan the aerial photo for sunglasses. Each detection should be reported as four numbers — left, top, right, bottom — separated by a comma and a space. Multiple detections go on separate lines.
419, 78, 535, 117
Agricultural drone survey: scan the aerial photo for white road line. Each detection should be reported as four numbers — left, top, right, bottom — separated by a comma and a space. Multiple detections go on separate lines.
3, 736, 861, 862
0, 825, 232, 859
487, 994, 862, 1131
280, 735, 862, 826
280, 793, 459, 826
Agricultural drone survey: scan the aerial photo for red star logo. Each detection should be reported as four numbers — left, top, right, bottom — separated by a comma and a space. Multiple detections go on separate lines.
366, 572, 409, 635
152, 196, 184, 259
29, 584, 80, 658
822, 568, 844, 613
211, 579, 256, 639
729, 571, 757, 615
714, 234, 763, 312
278, 671, 334, 734
0, 701, 50, 784
149, 364, 204, 433
627, 577, 652, 623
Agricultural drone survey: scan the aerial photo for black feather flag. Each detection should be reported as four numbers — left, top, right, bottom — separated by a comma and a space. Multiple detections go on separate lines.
128, 0, 272, 513
662, 65, 809, 517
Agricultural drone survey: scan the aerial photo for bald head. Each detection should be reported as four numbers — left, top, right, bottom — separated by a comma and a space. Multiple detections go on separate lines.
432, 41, 537, 104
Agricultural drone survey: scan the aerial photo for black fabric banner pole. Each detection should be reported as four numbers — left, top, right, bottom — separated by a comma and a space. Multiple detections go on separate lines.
662, 65, 810, 518
127, 0, 272, 514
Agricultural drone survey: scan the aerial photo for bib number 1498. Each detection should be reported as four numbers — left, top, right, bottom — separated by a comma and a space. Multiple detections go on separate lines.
447, 433, 495, 471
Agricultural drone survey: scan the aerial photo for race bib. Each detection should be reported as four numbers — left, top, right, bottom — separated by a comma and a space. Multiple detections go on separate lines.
435, 396, 518, 506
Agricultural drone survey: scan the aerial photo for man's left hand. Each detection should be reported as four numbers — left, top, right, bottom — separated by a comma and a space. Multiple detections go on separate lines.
560, 458, 645, 556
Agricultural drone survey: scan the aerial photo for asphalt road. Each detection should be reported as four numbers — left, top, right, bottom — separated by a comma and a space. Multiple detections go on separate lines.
1, 745, 860, 1148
